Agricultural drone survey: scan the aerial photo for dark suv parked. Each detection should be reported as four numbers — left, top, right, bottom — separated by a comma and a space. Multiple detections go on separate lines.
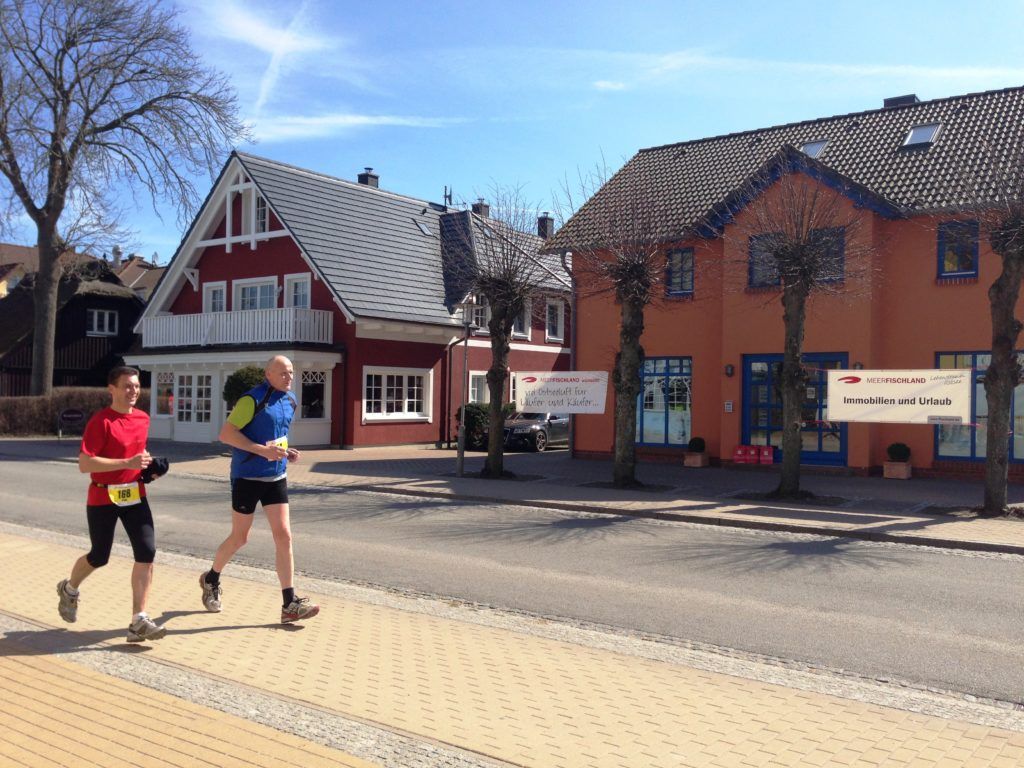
502, 412, 570, 452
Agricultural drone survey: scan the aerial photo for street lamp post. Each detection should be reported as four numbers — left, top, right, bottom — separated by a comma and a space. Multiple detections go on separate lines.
455, 302, 477, 477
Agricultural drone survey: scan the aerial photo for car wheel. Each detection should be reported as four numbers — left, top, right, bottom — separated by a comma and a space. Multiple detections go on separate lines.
532, 430, 547, 452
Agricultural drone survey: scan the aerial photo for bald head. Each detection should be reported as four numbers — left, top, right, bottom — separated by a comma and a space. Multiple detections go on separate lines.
265, 355, 294, 392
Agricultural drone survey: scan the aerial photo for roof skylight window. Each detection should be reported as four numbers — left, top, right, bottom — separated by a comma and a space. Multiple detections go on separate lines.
413, 219, 432, 236
800, 139, 828, 158
904, 123, 941, 147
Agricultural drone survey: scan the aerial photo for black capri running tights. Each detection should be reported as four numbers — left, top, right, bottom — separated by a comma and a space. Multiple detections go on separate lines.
85, 498, 156, 566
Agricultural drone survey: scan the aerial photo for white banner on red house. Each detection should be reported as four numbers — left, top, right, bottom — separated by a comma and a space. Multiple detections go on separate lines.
826, 369, 971, 425
515, 371, 608, 414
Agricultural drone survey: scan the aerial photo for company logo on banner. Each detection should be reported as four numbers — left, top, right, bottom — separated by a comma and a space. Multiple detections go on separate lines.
515, 371, 608, 414
826, 369, 970, 424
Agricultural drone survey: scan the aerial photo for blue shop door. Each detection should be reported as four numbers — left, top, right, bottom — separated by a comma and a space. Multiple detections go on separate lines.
742, 353, 848, 466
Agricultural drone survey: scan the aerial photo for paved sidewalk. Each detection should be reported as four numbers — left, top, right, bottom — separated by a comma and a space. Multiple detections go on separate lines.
3, 525, 1024, 768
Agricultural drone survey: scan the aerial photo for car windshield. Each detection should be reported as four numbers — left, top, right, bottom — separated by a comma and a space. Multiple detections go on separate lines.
513, 412, 547, 421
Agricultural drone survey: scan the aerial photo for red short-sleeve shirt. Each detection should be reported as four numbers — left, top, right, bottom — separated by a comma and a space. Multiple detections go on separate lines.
80, 407, 150, 506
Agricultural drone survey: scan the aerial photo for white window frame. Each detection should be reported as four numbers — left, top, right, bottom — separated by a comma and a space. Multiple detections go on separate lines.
202, 281, 227, 313
283, 273, 311, 309
470, 295, 490, 335
255, 195, 268, 233
469, 371, 489, 404
512, 298, 532, 340
361, 366, 433, 423
86, 308, 118, 337
509, 371, 518, 406
545, 298, 565, 342
233, 276, 278, 311
297, 368, 330, 421
175, 373, 213, 424
155, 371, 174, 418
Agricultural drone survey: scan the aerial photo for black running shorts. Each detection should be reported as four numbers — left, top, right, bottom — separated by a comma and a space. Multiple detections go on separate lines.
231, 477, 288, 514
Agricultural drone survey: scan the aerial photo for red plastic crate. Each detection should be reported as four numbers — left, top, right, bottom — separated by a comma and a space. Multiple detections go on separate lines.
758, 446, 775, 464
732, 445, 756, 464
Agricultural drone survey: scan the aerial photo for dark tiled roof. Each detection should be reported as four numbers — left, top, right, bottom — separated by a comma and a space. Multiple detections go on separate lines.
0, 242, 98, 271
548, 85, 1024, 251
238, 153, 456, 326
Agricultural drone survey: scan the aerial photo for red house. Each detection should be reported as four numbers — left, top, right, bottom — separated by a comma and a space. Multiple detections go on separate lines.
127, 153, 570, 447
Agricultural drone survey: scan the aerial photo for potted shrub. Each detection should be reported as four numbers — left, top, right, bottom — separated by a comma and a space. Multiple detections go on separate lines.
884, 442, 912, 479
684, 436, 709, 467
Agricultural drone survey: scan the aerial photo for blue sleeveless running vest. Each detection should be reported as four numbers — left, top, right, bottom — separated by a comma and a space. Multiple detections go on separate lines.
229, 381, 296, 480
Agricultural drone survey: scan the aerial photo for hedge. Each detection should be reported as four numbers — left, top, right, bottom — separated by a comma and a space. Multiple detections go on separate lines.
0, 387, 150, 436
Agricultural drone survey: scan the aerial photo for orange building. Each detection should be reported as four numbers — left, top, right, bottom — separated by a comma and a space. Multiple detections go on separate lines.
551, 87, 1024, 476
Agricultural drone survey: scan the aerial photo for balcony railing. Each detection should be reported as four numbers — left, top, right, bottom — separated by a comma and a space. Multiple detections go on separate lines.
141, 308, 333, 348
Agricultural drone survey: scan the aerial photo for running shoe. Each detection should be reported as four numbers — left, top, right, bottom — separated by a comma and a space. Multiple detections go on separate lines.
56, 579, 78, 623
126, 615, 167, 643
199, 571, 222, 612
281, 596, 320, 623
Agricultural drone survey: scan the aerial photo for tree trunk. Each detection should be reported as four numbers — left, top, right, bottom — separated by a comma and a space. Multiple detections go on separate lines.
29, 225, 62, 396
612, 295, 645, 487
776, 282, 809, 498
983, 258, 1024, 513
482, 320, 512, 478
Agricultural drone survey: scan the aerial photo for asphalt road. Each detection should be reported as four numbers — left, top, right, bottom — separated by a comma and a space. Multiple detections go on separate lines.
3, 456, 1023, 704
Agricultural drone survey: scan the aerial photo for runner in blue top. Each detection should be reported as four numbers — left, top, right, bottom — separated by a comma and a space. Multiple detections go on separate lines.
199, 355, 320, 623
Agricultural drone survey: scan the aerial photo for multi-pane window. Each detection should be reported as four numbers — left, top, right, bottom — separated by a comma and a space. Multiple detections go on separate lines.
238, 281, 275, 310
285, 275, 310, 308
86, 309, 118, 336
636, 357, 692, 446
300, 370, 326, 419
469, 295, 489, 332
748, 234, 781, 287
363, 369, 428, 419
545, 299, 565, 342
935, 351, 1024, 462
666, 248, 694, 296
203, 283, 225, 313
176, 374, 212, 424
255, 196, 268, 233
814, 227, 846, 283
937, 220, 979, 278
156, 372, 174, 416
470, 373, 488, 403
512, 301, 531, 338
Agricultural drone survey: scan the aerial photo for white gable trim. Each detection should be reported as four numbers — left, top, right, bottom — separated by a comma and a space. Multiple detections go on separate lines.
134, 154, 357, 333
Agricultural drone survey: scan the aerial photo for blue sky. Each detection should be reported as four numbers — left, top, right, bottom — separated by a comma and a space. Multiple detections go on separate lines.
34, 0, 1024, 261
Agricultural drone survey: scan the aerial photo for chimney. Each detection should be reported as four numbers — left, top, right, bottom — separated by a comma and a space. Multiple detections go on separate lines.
883, 94, 919, 109
357, 167, 379, 187
471, 198, 490, 218
537, 212, 555, 239
111, 245, 123, 268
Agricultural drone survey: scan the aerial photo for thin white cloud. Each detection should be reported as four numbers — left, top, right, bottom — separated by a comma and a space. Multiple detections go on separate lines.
251, 113, 468, 142
593, 80, 627, 91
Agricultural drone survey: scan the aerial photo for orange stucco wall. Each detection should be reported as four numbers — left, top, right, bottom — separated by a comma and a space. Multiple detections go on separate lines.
573, 173, 1024, 473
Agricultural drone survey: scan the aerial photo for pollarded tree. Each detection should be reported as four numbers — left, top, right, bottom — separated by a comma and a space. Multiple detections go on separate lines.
723, 147, 884, 498
957, 144, 1024, 514
442, 186, 569, 478
553, 159, 672, 488
0, 0, 248, 394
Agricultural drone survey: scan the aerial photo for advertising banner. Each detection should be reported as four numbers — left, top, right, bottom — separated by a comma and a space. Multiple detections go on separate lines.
826, 369, 970, 424
515, 371, 608, 414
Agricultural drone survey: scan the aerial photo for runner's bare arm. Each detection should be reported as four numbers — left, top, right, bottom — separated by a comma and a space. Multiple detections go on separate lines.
78, 451, 152, 473
218, 421, 287, 460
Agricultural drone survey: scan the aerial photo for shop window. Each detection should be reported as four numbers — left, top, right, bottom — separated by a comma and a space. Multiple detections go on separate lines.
301, 370, 326, 419
635, 357, 692, 446
155, 372, 174, 416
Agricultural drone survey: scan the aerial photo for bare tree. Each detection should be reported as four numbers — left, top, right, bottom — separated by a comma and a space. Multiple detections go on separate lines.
726, 149, 880, 498
957, 145, 1024, 514
443, 186, 566, 478
554, 158, 672, 488
0, 0, 247, 394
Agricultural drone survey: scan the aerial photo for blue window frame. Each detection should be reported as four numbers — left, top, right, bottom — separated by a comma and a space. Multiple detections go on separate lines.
937, 220, 979, 279
814, 227, 845, 283
635, 357, 692, 446
935, 351, 1024, 462
666, 248, 694, 296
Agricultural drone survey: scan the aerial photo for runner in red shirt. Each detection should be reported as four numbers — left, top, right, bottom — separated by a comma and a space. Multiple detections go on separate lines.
56, 366, 167, 643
